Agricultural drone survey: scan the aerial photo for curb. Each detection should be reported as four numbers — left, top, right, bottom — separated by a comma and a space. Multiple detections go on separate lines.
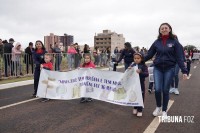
0, 80, 34, 90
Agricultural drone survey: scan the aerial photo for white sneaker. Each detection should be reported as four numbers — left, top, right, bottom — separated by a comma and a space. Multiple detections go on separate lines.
162, 111, 168, 120
153, 107, 162, 116
174, 88, 179, 95
133, 109, 137, 115
137, 112, 142, 117
169, 88, 175, 93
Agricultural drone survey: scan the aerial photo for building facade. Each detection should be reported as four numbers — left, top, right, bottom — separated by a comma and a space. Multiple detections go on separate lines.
94, 30, 125, 52
44, 33, 74, 52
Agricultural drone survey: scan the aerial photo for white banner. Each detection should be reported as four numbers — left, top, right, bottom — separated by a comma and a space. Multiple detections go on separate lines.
192, 53, 200, 60
37, 67, 144, 107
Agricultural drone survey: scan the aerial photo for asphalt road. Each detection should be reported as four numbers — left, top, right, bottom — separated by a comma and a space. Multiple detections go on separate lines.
0, 61, 200, 133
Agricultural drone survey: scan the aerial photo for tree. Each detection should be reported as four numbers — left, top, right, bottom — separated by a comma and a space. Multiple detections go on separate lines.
183, 45, 196, 52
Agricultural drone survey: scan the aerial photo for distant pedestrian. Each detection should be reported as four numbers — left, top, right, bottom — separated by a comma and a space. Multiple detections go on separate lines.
0, 38, 3, 79
40, 54, 53, 102
67, 44, 77, 70
93, 47, 100, 66
3, 38, 14, 77
0, 38, 3, 56
11, 42, 23, 76
106, 47, 111, 65
74, 43, 82, 68
54, 43, 62, 71
186, 55, 191, 79
24, 42, 34, 74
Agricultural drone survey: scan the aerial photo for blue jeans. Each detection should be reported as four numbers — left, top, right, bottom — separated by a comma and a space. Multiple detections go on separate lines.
154, 67, 175, 111
67, 54, 75, 69
124, 62, 132, 70
171, 64, 180, 88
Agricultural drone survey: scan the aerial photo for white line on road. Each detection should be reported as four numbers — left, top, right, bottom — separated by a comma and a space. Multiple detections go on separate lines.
194, 66, 197, 69
143, 100, 174, 133
0, 98, 40, 110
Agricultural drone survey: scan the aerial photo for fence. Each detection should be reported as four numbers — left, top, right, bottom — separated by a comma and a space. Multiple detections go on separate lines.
0, 53, 122, 79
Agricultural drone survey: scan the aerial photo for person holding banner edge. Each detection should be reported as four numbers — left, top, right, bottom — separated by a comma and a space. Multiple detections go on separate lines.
80, 53, 96, 103
40, 54, 53, 102
144, 23, 187, 118
32, 40, 47, 97
129, 52, 149, 117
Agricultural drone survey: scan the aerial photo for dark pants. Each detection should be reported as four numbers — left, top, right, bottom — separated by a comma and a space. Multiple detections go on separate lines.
113, 63, 118, 71
154, 67, 174, 111
187, 67, 190, 76
55, 56, 62, 71
171, 64, 180, 88
149, 82, 154, 90
134, 81, 145, 112
33, 66, 41, 95
3, 55, 12, 77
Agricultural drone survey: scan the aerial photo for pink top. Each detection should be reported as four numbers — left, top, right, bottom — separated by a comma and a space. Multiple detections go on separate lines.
67, 47, 77, 54
81, 61, 96, 68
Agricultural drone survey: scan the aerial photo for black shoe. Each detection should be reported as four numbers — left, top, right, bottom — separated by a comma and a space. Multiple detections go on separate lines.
87, 98, 93, 102
41, 98, 50, 102
32, 94, 36, 98
80, 98, 87, 103
148, 89, 152, 93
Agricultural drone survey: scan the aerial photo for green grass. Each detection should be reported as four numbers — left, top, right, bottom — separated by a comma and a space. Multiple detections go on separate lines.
0, 76, 33, 84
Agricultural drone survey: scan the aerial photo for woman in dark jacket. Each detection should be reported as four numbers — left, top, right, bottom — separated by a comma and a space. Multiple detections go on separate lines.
117, 42, 135, 70
144, 23, 187, 118
32, 40, 47, 97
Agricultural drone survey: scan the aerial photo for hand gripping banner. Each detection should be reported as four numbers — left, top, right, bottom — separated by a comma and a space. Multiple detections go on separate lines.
37, 67, 144, 107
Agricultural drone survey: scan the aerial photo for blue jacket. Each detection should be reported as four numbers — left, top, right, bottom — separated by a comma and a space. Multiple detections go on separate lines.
32, 50, 47, 67
144, 38, 187, 74
118, 48, 135, 63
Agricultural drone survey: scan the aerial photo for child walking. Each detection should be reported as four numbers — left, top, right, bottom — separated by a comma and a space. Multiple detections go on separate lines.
129, 52, 149, 117
80, 54, 95, 103
40, 54, 53, 102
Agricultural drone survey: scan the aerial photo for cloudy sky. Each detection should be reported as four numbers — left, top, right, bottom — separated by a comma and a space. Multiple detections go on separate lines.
0, 0, 200, 49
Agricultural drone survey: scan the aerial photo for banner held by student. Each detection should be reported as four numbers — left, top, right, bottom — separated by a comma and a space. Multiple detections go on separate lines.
37, 68, 144, 107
